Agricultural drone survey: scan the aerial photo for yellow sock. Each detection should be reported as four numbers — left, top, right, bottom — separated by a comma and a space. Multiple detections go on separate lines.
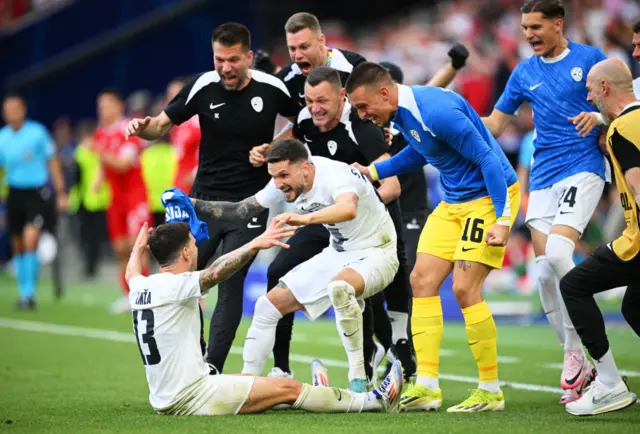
411, 296, 443, 378
462, 301, 498, 383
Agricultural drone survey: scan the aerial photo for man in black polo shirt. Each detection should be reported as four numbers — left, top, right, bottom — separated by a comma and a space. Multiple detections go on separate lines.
125, 22, 298, 373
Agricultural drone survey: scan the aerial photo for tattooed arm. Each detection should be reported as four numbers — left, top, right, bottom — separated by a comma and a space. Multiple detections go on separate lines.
192, 196, 266, 221
198, 217, 298, 293
198, 243, 258, 293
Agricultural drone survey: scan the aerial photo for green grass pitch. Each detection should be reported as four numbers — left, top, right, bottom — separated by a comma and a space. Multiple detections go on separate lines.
0, 275, 638, 434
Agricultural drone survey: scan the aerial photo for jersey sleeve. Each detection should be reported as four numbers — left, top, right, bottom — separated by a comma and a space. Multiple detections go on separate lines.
170, 272, 203, 301
592, 47, 608, 65
330, 167, 362, 200
611, 128, 640, 174
164, 74, 202, 126
40, 126, 55, 160
431, 108, 510, 220
495, 63, 525, 115
354, 121, 388, 164
255, 179, 285, 207
292, 119, 305, 141
373, 143, 427, 180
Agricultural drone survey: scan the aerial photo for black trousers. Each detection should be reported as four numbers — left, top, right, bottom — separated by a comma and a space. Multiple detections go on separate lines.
192, 192, 269, 372
78, 207, 107, 278
560, 244, 640, 361
401, 211, 427, 274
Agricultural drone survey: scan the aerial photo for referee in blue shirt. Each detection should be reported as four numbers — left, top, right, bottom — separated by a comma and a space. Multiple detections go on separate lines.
0, 93, 67, 309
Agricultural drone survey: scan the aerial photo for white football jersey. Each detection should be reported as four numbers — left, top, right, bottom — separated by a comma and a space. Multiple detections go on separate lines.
129, 272, 210, 411
255, 156, 396, 251
634, 77, 640, 100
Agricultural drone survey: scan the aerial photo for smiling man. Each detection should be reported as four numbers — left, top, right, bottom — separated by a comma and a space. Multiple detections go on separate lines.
190, 139, 400, 391
481, 0, 608, 404
126, 22, 299, 375
346, 62, 519, 413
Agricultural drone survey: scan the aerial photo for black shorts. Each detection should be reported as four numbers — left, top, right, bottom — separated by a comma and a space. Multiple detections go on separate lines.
6, 186, 55, 236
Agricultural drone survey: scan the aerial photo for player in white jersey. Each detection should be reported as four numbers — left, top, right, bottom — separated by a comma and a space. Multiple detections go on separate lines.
191, 139, 399, 392
126, 217, 403, 416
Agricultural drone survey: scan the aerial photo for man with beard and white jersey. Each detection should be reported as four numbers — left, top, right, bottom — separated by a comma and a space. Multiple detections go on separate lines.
292, 66, 415, 385
126, 219, 403, 416
126, 22, 298, 374
191, 139, 399, 392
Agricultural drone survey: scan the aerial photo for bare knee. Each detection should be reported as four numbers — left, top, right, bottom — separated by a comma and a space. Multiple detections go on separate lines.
410, 267, 440, 297
451, 282, 480, 308
23, 226, 40, 251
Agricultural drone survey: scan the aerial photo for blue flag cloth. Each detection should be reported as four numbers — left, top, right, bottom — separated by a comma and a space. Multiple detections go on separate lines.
161, 188, 210, 245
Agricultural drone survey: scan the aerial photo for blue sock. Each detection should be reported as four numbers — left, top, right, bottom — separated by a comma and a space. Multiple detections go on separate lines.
22, 252, 39, 300
15, 254, 26, 300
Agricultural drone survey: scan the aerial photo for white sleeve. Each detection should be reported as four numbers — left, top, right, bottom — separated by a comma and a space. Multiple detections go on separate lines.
255, 179, 284, 208
170, 271, 203, 301
129, 275, 147, 292
330, 169, 360, 201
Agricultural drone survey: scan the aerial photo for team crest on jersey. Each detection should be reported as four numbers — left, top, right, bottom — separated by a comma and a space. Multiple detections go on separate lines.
410, 129, 421, 142
251, 96, 264, 112
327, 140, 338, 155
571, 67, 583, 82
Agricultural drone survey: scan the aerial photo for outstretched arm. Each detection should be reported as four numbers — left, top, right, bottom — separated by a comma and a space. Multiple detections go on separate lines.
198, 217, 297, 292
192, 196, 267, 221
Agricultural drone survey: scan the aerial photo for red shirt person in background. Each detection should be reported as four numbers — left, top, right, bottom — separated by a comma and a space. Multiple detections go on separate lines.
93, 89, 151, 312
166, 78, 200, 194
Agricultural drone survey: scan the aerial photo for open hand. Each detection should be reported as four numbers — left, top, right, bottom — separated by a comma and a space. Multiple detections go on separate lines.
568, 112, 598, 138
351, 162, 373, 182
250, 217, 298, 250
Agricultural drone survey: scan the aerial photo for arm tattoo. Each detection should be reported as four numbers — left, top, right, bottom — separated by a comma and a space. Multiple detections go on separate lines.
193, 196, 265, 221
199, 244, 257, 291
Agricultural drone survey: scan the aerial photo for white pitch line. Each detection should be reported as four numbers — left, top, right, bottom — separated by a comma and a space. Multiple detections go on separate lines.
544, 363, 640, 378
0, 318, 562, 396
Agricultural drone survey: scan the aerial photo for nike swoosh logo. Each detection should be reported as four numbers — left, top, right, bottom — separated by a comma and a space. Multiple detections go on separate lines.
303, 135, 312, 143
559, 211, 574, 215
411, 332, 424, 338
564, 366, 583, 386
461, 247, 477, 252
592, 391, 627, 405
530, 83, 543, 91
469, 340, 480, 346
210, 102, 226, 110
247, 223, 262, 229
298, 92, 305, 98
343, 329, 359, 338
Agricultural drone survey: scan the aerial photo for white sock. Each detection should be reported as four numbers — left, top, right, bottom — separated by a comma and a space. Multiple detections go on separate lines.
536, 256, 565, 346
328, 280, 365, 381
292, 383, 383, 413
242, 295, 282, 375
416, 376, 439, 390
594, 349, 622, 387
478, 381, 501, 394
388, 310, 409, 342
546, 234, 583, 352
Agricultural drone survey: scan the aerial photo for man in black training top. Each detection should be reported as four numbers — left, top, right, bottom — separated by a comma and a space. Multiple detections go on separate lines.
126, 22, 298, 374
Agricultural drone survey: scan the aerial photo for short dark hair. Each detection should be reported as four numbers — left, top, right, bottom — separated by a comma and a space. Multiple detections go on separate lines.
379, 61, 404, 84
345, 62, 393, 94
520, 0, 565, 19
285, 12, 321, 34
306, 66, 341, 90
99, 87, 124, 103
266, 139, 310, 164
3, 91, 25, 105
212, 22, 251, 51
148, 222, 192, 267
633, 20, 640, 34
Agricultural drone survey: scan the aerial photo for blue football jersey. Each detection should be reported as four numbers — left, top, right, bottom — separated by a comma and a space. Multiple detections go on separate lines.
376, 85, 517, 219
495, 41, 607, 191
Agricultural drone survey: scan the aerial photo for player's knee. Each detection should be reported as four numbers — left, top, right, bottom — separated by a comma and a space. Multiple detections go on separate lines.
252, 295, 283, 327
451, 281, 474, 305
409, 267, 438, 297
328, 280, 355, 306
545, 234, 575, 274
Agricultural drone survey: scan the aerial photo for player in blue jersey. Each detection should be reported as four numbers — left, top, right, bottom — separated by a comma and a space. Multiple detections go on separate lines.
346, 62, 520, 413
482, 0, 606, 404
0, 93, 67, 309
